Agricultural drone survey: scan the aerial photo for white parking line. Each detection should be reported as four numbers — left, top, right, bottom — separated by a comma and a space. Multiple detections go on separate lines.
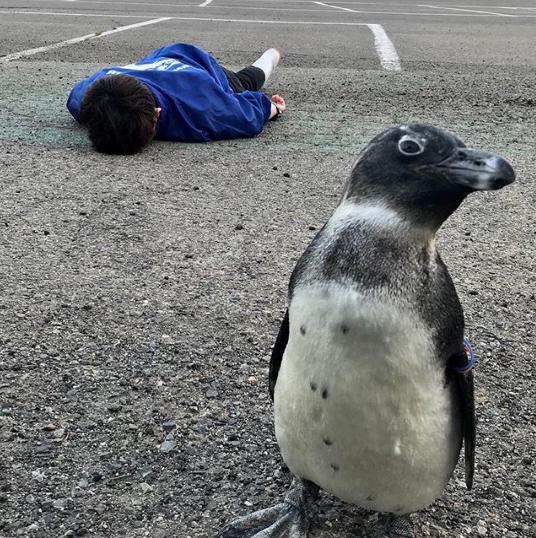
332, 1, 526, 5
1, 8, 529, 18
313, 2, 401, 71
444, 3, 535, 8
366, 23, 401, 71
0, 17, 171, 62
27, 0, 210, 7
314, 1, 361, 12
419, 4, 516, 17
0, 10, 162, 18
0, 12, 500, 24
20, 0, 536, 7
0, 12, 401, 71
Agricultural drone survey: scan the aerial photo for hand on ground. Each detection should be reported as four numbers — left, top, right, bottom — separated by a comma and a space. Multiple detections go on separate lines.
271, 95, 286, 112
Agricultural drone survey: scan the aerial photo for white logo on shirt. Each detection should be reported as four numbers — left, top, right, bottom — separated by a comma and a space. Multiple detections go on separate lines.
107, 58, 190, 75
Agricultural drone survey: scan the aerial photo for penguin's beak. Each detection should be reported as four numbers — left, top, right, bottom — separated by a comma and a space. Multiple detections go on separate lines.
435, 148, 515, 190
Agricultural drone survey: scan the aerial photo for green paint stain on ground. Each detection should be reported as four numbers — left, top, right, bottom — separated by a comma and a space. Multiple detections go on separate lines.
0, 62, 394, 152
0, 64, 85, 147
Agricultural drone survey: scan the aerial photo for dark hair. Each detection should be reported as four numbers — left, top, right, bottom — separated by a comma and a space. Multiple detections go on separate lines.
80, 74, 157, 155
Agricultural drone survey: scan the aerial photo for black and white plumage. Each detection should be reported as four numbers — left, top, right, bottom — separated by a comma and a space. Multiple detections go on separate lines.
221, 124, 515, 538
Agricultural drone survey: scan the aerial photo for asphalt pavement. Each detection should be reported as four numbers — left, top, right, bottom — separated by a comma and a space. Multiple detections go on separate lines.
0, 1, 535, 537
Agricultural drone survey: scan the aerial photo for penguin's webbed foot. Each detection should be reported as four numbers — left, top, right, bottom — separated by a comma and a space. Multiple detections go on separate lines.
376, 514, 414, 538
218, 478, 318, 538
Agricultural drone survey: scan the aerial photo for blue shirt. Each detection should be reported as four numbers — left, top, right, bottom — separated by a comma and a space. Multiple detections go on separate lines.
66, 43, 272, 142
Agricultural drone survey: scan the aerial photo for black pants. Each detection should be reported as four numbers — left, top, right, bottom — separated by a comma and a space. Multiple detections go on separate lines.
222, 66, 266, 93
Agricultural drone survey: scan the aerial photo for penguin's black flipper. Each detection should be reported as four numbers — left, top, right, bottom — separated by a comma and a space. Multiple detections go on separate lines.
269, 310, 289, 401
451, 345, 476, 490
457, 369, 475, 490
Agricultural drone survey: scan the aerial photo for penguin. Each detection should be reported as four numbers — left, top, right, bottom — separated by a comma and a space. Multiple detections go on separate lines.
219, 124, 515, 538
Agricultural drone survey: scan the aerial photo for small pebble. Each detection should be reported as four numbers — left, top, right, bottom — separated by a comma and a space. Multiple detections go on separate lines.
160, 440, 176, 453
140, 466, 153, 478
477, 521, 488, 536
140, 482, 154, 493
53, 499, 66, 510
162, 420, 176, 432
53, 428, 65, 439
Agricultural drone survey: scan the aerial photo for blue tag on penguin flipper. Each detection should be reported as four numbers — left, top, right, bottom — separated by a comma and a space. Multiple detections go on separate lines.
456, 338, 475, 375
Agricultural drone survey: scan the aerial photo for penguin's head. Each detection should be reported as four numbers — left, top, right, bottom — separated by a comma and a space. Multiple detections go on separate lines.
346, 123, 515, 228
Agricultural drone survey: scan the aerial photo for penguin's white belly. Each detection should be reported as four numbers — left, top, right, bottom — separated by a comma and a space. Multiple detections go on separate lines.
274, 284, 461, 514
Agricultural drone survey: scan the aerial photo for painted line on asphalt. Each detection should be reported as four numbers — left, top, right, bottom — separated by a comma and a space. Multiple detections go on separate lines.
331, 1, 527, 5
313, 2, 401, 71
199, 0, 214, 6
0, 3, 375, 15
27, 0, 207, 7
0, 17, 171, 62
0, 11, 421, 24
0, 10, 167, 18
0, 7, 536, 18
149, 15, 369, 25
366, 23, 401, 71
314, 1, 520, 17
419, 4, 516, 17
0, 10, 398, 71
314, 1, 362, 12
19, 0, 536, 7
441, 3, 535, 8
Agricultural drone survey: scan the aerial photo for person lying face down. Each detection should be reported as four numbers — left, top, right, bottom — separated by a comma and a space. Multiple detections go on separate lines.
66, 43, 285, 155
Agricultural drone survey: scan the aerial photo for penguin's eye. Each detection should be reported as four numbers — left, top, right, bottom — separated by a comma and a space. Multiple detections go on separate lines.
398, 135, 425, 157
